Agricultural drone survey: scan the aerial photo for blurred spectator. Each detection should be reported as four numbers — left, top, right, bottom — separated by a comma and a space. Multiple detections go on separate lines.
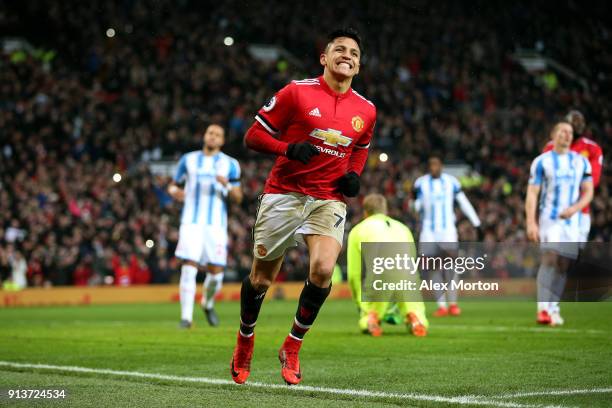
9, 250, 28, 290
73, 260, 93, 287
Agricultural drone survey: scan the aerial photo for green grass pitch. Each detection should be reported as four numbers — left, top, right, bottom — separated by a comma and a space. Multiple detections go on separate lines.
0, 300, 610, 407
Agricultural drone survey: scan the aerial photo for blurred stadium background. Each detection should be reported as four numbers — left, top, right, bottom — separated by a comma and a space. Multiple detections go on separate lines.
1, 1, 610, 291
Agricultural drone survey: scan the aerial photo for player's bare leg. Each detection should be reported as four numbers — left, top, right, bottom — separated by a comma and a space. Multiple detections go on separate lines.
443, 249, 461, 316
179, 260, 199, 328
231, 256, 284, 384
537, 251, 567, 326
279, 234, 340, 385
447, 269, 462, 316
549, 254, 569, 326
201, 264, 224, 327
430, 269, 448, 317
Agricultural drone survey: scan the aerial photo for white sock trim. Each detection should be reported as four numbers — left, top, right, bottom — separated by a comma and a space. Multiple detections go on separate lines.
293, 317, 312, 329
240, 318, 257, 328
288, 333, 303, 341
239, 330, 254, 338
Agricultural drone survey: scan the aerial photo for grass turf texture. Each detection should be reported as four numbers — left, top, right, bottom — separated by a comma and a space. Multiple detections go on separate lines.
0, 300, 610, 407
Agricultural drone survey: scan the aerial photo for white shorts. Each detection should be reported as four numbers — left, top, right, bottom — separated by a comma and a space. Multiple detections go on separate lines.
175, 223, 228, 266
539, 219, 580, 260
252, 193, 347, 260
419, 228, 458, 255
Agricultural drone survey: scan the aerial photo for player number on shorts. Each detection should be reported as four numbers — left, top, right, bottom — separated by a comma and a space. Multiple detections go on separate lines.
333, 213, 344, 228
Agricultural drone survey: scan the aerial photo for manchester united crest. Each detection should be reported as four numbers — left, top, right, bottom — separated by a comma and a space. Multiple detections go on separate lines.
351, 116, 364, 132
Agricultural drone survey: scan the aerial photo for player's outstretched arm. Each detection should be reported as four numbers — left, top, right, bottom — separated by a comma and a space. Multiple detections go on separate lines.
525, 184, 540, 242
560, 180, 593, 219
455, 191, 481, 228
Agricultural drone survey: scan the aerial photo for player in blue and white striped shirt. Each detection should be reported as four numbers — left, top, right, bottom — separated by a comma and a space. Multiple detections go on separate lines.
168, 124, 243, 328
526, 121, 593, 326
413, 156, 481, 317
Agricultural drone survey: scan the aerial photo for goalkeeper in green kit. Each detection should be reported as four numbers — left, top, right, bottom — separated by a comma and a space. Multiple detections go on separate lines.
347, 194, 429, 337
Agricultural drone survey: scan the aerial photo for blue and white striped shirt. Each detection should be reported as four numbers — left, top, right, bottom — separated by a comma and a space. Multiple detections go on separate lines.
174, 151, 241, 227
529, 150, 592, 227
414, 173, 480, 233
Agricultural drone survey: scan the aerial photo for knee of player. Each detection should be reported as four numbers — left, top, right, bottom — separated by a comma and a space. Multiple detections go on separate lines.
249, 275, 272, 292
310, 259, 335, 281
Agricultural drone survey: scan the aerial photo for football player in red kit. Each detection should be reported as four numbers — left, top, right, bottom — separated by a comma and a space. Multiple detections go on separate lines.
230, 28, 376, 385
543, 110, 603, 242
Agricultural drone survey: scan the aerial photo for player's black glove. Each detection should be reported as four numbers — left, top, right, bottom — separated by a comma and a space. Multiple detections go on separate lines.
338, 172, 360, 197
286, 142, 319, 164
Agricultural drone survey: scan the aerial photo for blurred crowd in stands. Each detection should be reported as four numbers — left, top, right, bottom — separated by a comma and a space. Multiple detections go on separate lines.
1, 1, 610, 287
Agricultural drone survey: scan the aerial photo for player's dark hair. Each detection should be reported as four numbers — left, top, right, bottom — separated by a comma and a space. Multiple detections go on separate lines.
326, 27, 363, 55
429, 152, 443, 162
565, 110, 584, 123
203, 123, 225, 134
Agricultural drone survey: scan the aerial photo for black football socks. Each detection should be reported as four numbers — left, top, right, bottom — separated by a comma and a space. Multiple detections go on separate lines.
289, 279, 332, 340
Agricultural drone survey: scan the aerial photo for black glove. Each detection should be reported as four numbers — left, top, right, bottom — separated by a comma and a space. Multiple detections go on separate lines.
338, 172, 360, 197
286, 142, 319, 164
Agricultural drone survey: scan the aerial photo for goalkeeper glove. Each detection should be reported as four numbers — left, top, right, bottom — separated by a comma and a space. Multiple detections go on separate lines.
286, 142, 319, 164
338, 172, 360, 197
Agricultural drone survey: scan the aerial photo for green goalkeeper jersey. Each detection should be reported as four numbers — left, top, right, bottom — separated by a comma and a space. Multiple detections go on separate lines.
347, 213, 416, 302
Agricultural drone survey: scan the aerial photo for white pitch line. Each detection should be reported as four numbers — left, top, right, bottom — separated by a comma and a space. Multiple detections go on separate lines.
433, 325, 605, 335
0, 361, 561, 408
493, 387, 612, 399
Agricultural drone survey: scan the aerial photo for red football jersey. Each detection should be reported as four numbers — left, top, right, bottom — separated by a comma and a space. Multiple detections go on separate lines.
543, 136, 603, 213
255, 76, 377, 200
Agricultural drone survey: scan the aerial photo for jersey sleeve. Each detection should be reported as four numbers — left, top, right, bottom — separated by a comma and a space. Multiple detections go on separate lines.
529, 156, 544, 186
355, 110, 376, 150
173, 154, 188, 183
589, 144, 603, 187
254, 82, 296, 135
451, 176, 462, 196
228, 158, 241, 187
412, 177, 423, 212
456, 191, 481, 227
581, 156, 593, 183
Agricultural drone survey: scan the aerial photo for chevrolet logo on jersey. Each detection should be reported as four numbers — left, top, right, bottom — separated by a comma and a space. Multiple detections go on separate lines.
309, 128, 353, 147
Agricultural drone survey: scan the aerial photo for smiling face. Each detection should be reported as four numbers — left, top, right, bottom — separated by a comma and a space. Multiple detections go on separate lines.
320, 36, 361, 80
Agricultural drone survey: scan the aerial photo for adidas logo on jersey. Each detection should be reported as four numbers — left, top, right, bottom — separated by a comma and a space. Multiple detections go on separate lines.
308, 107, 321, 117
